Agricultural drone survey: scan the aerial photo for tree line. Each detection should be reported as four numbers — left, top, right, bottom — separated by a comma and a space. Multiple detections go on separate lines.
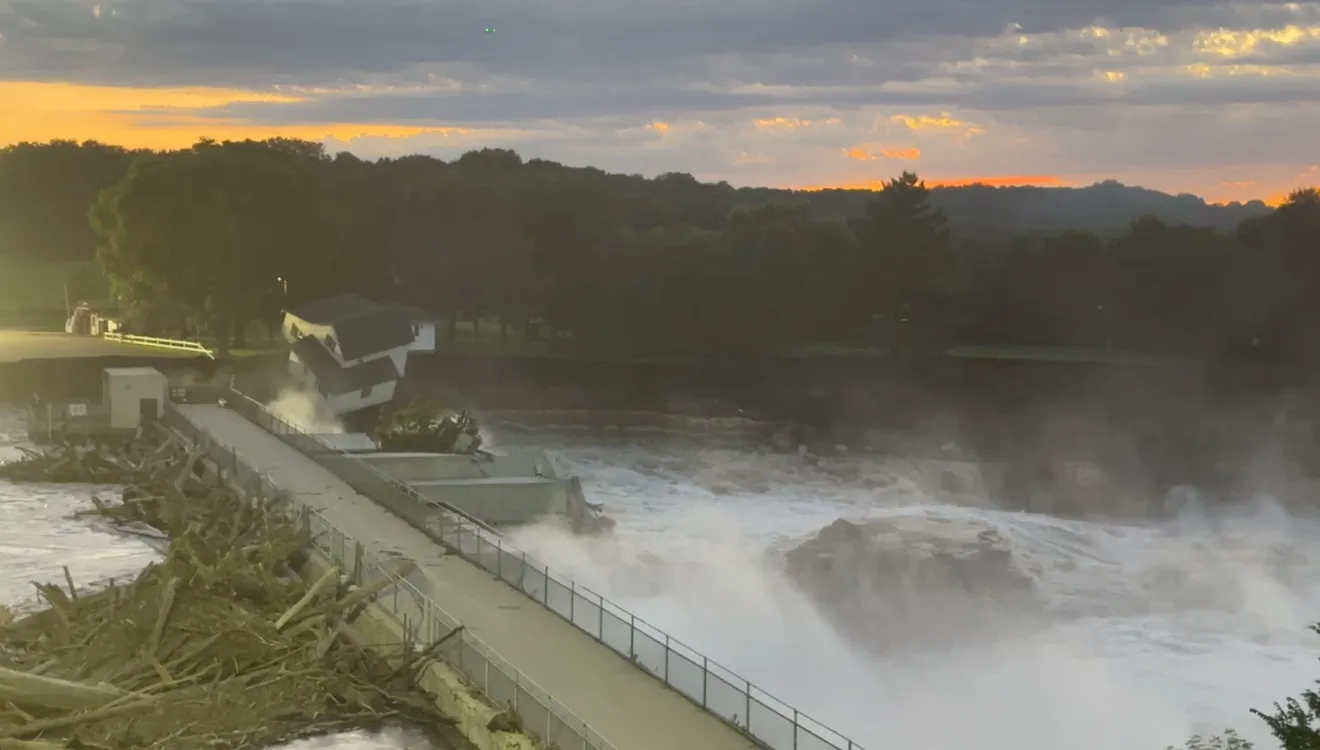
0, 138, 1316, 363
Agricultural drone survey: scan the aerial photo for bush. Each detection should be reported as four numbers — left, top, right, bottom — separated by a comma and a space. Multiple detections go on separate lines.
1171, 731, 1253, 750
1173, 623, 1320, 750
1252, 624, 1320, 750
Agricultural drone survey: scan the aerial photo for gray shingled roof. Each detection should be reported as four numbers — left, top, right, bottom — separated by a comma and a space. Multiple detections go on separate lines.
286, 293, 415, 361
291, 336, 401, 396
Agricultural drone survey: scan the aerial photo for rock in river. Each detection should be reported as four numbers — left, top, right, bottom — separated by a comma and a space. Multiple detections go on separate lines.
780, 515, 1039, 648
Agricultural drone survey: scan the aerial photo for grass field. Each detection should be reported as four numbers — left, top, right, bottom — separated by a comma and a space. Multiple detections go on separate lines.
0, 330, 206, 362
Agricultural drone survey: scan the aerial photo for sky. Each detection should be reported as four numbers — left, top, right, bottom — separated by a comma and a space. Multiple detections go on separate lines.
0, 0, 1317, 204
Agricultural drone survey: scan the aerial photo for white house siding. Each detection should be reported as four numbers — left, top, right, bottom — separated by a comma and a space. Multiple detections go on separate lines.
286, 353, 317, 392
406, 322, 437, 353
282, 316, 333, 347
325, 380, 397, 414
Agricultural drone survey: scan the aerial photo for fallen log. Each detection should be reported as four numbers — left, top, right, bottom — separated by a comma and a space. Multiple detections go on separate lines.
0, 428, 459, 749
0, 667, 127, 712
0, 739, 70, 750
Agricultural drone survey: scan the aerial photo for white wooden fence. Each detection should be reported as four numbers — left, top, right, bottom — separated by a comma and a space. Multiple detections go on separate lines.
103, 332, 214, 358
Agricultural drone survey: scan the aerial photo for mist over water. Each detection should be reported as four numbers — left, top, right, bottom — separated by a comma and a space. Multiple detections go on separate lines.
266, 389, 345, 434
502, 433, 1320, 750
5, 404, 1319, 749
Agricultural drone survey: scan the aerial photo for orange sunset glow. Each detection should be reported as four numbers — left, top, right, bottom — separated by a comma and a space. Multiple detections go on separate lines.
843, 146, 922, 161
0, 82, 460, 150
0, 80, 1309, 204
792, 175, 1068, 192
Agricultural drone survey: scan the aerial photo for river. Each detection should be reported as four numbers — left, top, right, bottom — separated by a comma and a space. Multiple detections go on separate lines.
5, 408, 1319, 749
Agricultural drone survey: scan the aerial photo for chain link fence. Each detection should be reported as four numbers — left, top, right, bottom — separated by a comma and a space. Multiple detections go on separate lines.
162, 402, 613, 750
216, 390, 866, 750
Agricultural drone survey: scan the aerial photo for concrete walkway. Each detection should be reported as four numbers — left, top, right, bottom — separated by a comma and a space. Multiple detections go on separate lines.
178, 405, 756, 750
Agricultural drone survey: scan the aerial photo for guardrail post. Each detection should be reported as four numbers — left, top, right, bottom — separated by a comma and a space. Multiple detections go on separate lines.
702, 656, 708, 707
219, 387, 870, 750
745, 680, 752, 732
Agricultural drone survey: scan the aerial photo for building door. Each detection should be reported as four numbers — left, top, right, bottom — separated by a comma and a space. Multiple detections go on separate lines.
139, 398, 159, 426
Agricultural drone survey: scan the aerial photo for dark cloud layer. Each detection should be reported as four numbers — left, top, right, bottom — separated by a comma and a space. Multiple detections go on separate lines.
0, 0, 1294, 86
1, 0, 1317, 199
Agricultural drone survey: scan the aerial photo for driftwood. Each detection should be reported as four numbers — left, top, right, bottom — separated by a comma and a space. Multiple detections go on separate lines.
0, 428, 457, 749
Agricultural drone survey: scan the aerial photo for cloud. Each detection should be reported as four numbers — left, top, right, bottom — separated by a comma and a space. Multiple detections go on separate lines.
843, 145, 922, 161
0, 0, 1317, 200
0, 81, 472, 149
882, 148, 923, 160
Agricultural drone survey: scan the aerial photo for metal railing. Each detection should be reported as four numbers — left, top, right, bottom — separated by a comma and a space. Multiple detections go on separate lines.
161, 402, 613, 750
104, 332, 214, 358
220, 389, 866, 750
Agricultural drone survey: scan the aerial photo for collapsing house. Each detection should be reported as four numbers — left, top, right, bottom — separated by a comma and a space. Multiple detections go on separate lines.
282, 294, 417, 416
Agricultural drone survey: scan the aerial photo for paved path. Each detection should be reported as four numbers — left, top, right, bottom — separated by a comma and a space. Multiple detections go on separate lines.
178, 404, 756, 750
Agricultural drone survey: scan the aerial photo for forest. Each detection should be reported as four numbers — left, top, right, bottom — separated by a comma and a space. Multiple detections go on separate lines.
0, 138, 1315, 363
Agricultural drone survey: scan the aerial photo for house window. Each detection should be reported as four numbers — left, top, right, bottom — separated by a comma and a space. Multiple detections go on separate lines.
290, 323, 301, 338
412, 323, 420, 336
325, 335, 337, 352
361, 384, 373, 398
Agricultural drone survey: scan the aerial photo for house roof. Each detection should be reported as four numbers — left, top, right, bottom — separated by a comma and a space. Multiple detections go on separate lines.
287, 293, 382, 324
291, 336, 401, 395
286, 293, 415, 360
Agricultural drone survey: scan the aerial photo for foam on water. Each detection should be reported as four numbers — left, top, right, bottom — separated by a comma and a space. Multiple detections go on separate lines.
6, 408, 1318, 749
502, 433, 1320, 750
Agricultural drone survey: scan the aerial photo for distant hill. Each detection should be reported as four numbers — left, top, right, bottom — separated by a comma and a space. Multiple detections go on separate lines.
734, 179, 1273, 237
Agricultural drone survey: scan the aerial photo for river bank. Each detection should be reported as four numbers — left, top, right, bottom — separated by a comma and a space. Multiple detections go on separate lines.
0, 415, 460, 750
7, 341, 1320, 516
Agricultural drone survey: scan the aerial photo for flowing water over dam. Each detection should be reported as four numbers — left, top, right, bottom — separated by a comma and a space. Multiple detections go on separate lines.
492, 428, 1320, 750
5, 407, 1320, 749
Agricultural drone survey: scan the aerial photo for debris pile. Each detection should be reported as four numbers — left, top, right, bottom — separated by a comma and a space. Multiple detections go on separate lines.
0, 436, 165, 484
0, 431, 458, 750
377, 399, 486, 456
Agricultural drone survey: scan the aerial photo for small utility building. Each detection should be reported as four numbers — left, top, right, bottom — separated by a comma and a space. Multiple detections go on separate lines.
103, 367, 168, 429
282, 294, 416, 416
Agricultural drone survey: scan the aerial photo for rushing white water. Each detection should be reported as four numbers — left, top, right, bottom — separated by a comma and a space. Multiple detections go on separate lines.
5, 408, 1318, 750
496, 432, 1320, 750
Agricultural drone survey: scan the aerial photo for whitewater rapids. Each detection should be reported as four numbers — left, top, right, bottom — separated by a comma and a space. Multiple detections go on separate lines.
4, 408, 1318, 749
496, 432, 1320, 750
